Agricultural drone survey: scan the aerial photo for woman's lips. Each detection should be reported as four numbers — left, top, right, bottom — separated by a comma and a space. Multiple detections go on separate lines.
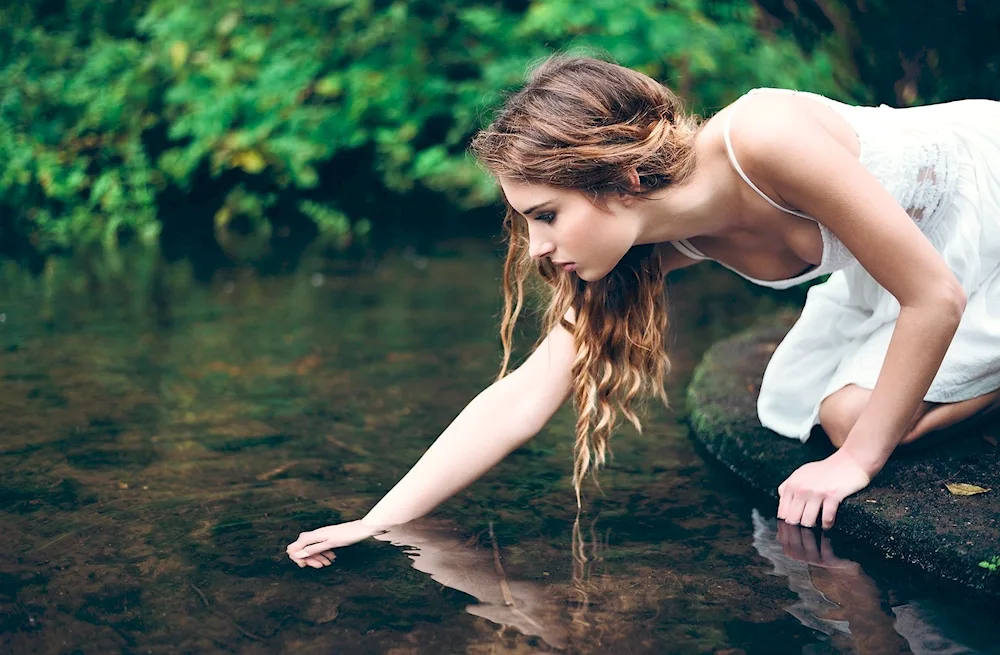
560, 263, 576, 272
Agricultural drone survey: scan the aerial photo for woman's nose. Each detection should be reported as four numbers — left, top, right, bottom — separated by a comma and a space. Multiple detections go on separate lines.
528, 234, 555, 260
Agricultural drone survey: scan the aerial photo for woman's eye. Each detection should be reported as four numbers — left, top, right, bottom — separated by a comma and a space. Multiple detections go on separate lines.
536, 212, 556, 224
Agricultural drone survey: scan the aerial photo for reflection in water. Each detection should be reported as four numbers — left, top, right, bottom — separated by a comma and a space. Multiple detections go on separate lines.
1, 249, 998, 653
369, 514, 620, 651
374, 520, 570, 649
751, 510, 985, 655
361, 509, 993, 654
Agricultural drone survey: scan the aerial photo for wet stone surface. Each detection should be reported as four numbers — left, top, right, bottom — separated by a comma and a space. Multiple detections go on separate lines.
0, 247, 998, 654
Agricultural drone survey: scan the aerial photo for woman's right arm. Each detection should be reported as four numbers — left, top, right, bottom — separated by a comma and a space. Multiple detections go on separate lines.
287, 315, 576, 567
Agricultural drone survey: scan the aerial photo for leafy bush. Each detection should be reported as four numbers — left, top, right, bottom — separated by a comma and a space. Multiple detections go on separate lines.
0, 0, 849, 261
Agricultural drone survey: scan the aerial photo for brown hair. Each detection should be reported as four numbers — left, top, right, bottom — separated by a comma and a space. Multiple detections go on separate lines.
470, 54, 701, 504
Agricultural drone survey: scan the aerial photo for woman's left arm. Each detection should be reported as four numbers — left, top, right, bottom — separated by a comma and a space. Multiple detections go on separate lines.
730, 98, 967, 530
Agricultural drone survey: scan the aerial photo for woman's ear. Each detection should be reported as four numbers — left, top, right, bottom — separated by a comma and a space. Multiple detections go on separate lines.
626, 169, 641, 192
618, 169, 642, 206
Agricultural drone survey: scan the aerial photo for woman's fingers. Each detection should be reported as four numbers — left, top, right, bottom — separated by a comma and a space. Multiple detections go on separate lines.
295, 553, 333, 568
780, 488, 843, 530
777, 484, 792, 521
286, 519, 384, 565
784, 492, 807, 526
288, 539, 335, 560
821, 497, 841, 530
286, 519, 383, 569
286, 534, 335, 568
799, 497, 824, 528
288, 546, 338, 567
286, 533, 322, 556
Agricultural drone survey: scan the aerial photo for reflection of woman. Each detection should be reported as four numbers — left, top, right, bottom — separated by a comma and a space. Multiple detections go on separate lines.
289, 54, 1000, 565
751, 510, 979, 655
370, 520, 569, 649
752, 509, 903, 652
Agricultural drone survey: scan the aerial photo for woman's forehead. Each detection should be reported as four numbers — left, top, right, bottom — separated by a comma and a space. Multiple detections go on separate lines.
499, 179, 564, 211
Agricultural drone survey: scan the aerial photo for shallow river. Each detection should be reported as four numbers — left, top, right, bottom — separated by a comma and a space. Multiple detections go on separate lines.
1, 243, 997, 654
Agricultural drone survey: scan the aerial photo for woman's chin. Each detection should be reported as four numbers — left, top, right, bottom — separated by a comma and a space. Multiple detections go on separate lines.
576, 266, 611, 282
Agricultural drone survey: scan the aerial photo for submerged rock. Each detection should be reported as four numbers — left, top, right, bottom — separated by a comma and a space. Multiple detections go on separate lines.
687, 323, 1000, 597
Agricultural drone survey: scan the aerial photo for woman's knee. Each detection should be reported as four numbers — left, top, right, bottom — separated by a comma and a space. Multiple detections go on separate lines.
818, 385, 870, 448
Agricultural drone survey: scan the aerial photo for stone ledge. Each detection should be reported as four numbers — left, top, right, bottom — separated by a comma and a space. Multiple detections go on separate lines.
687, 322, 1000, 597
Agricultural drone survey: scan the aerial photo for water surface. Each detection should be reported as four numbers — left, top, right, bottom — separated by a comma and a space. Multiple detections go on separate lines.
1, 244, 997, 654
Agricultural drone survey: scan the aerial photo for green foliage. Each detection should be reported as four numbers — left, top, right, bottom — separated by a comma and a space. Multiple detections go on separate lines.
980, 555, 1000, 573
0, 0, 849, 259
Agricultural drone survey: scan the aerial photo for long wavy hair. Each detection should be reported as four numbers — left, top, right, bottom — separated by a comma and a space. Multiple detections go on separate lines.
469, 55, 702, 503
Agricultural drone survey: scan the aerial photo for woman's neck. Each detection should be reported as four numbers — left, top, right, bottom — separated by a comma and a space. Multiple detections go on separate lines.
632, 127, 744, 246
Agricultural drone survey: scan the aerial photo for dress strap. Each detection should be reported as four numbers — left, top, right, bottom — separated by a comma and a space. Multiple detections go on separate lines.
670, 239, 709, 260
723, 92, 815, 221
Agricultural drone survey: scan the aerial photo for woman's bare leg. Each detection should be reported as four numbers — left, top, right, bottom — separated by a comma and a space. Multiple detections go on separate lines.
902, 388, 1000, 444
818, 383, 1000, 448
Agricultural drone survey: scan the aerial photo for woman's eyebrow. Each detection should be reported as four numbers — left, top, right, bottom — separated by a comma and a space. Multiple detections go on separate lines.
522, 200, 554, 216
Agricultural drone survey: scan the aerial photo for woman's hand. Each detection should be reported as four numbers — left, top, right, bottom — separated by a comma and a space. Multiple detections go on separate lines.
777, 449, 872, 529
286, 519, 388, 569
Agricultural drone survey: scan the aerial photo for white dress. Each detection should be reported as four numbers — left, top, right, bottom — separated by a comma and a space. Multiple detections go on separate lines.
671, 88, 1000, 442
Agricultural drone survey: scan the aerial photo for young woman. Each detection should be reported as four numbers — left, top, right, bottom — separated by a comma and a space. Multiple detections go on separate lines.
287, 55, 1000, 569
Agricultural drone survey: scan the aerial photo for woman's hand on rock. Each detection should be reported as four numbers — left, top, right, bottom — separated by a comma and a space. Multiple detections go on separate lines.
777, 450, 871, 529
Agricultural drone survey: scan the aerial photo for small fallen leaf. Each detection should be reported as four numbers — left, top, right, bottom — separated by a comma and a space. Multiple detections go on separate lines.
945, 483, 991, 496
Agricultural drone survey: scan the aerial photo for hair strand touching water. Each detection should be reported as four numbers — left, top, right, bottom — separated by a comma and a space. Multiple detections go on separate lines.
470, 54, 701, 505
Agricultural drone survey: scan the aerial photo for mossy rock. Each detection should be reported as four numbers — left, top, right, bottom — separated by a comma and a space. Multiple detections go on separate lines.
688, 322, 1000, 597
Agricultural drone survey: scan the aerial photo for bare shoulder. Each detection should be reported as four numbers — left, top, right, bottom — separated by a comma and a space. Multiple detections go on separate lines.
727, 93, 828, 158
724, 91, 857, 175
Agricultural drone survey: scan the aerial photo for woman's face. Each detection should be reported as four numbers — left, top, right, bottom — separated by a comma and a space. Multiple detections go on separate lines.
499, 179, 639, 282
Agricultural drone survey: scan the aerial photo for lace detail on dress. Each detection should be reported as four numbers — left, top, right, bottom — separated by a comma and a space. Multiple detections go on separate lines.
854, 105, 960, 225
812, 100, 961, 275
